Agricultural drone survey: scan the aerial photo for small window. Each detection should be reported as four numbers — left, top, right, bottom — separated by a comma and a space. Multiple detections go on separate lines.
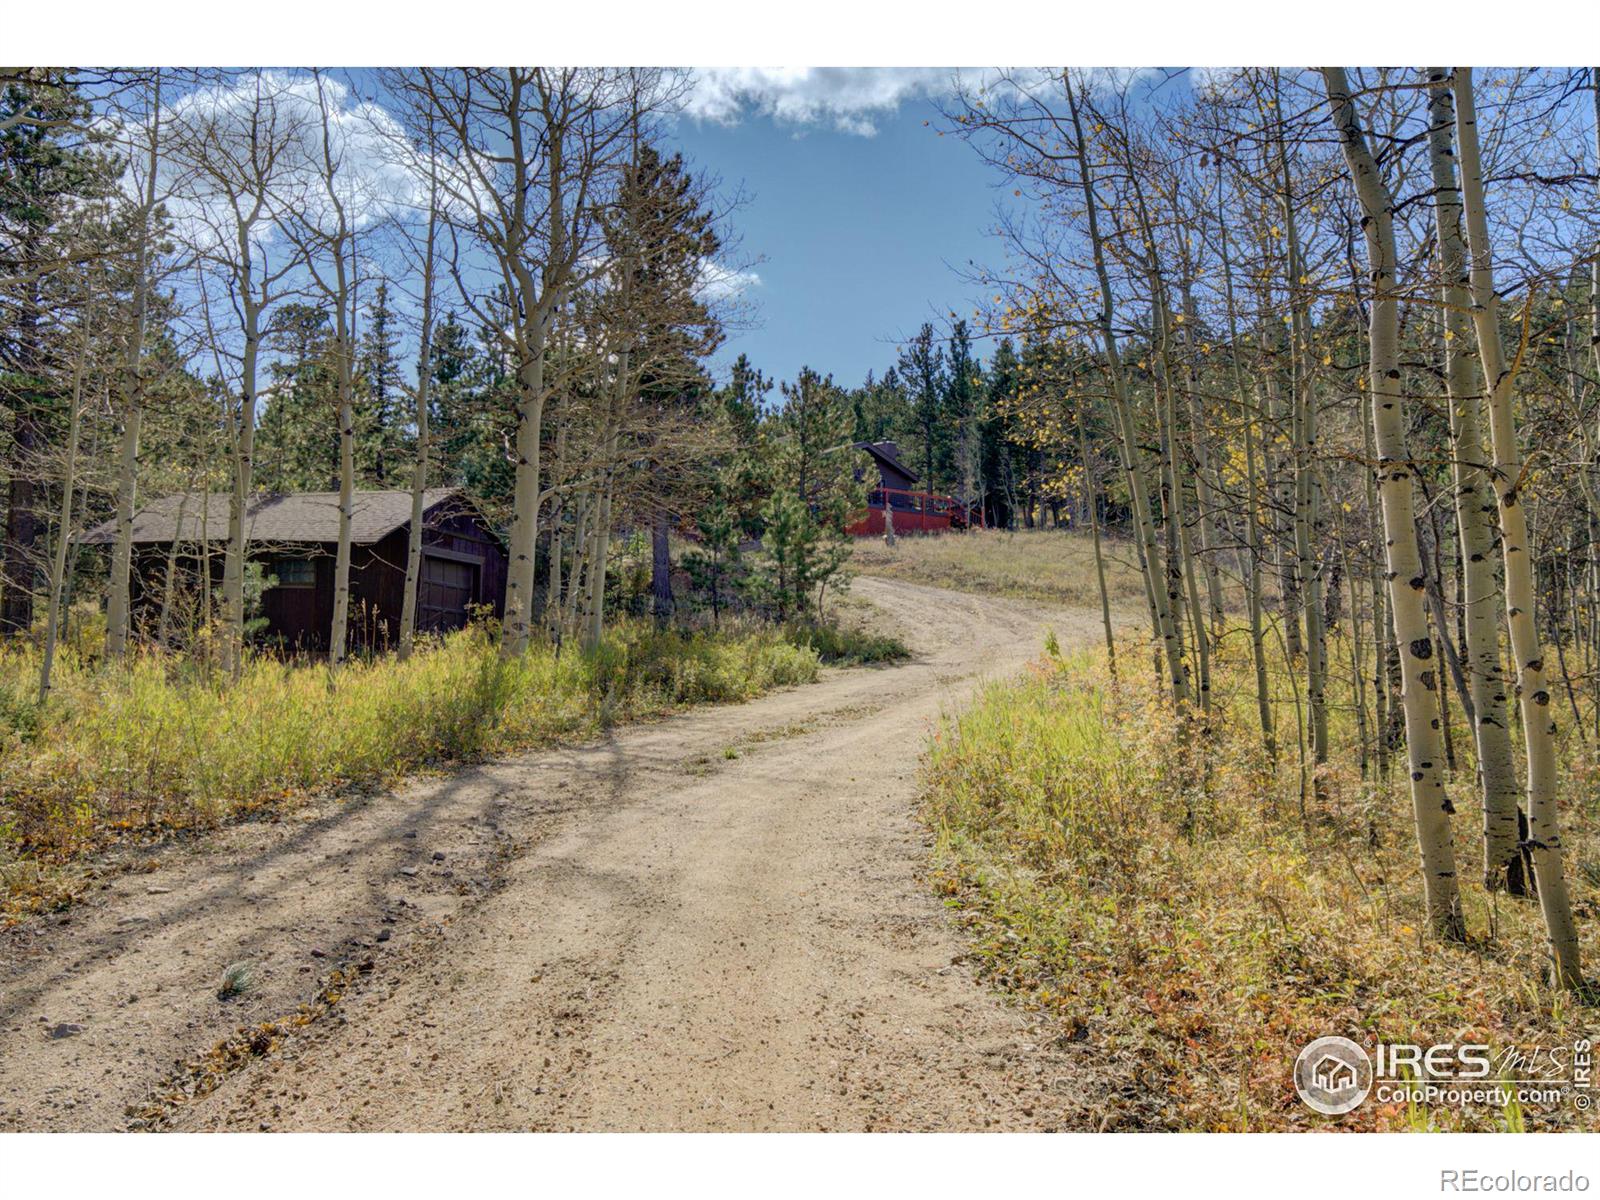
273, 558, 315, 588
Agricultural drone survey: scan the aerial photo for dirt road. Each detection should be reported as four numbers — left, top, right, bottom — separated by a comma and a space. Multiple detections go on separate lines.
1, 577, 1104, 1131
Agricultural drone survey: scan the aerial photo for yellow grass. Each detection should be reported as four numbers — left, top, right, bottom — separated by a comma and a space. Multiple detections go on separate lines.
924, 634, 1600, 1131
0, 617, 821, 915
850, 527, 1148, 610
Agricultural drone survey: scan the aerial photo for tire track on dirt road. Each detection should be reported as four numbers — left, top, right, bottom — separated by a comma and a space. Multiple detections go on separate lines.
2, 576, 1108, 1131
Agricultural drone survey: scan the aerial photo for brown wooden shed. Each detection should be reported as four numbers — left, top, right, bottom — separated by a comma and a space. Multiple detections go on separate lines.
82, 489, 506, 652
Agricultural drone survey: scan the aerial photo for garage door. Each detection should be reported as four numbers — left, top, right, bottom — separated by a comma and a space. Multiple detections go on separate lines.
419, 554, 477, 632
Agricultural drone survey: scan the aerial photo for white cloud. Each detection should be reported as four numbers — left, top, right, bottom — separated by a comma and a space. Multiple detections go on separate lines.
159, 71, 428, 252
696, 259, 761, 301
684, 68, 952, 136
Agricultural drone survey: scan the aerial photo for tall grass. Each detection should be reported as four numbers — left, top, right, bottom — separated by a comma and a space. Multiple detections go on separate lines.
924, 636, 1600, 1131
1, 617, 819, 871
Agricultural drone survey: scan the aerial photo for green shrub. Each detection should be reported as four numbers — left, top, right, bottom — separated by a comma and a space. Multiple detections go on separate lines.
786, 621, 909, 666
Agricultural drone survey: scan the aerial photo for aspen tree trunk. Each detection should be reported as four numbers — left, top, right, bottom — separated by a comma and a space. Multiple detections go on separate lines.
1454, 67, 1582, 986
399, 122, 440, 662
38, 322, 89, 704
1062, 74, 1187, 706
1273, 89, 1329, 772
1324, 66, 1464, 941
1163, 337, 1211, 712
546, 516, 563, 642
499, 82, 568, 659
1262, 322, 1304, 661
562, 487, 591, 640
1078, 404, 1116, 673
1175, 268, 1225, 633
223, 287, 261, 680
1218, 176, 1277, 762
106, 73, 161, 661
319, 228, 356, 664
156, 486, 193, 648
1343, 220, 1395, 779
583, 347, 628, 651
544, 421, 568, 643
1125, 157, 1204, 706
329, 310, 355, 667
503, 337, 549, 656
1149, 286, 1208, 711
585, 473, 614, 650
1339, 530, 1372, 775
1425, 72, 1524, 890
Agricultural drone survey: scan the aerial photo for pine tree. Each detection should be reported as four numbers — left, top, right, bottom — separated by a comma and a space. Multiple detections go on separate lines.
897, 322, 947, 496
945, 319, 982, 517
360, 280, 408, 485
757, 367, 864, 621
0, 69, 120, 635
256, 303, 337, 493
980, 337, 1023, 527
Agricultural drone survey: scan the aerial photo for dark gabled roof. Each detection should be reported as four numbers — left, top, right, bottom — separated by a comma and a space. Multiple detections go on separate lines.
852, 440, 918, 484
80, 488, 470, 546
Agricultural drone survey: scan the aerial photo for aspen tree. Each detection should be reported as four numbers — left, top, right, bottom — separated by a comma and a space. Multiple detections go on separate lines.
1323, 67, 1464, 940
1217, 163, 1277, 763
398, 112, 440, 662
1454, 67, 1582, 986
1272, 77, 1329, 773
1424, 71, 1524, 891
1077, 401, 1116, 674
38, 314, 91, 703
1062, 72, 1188, 707
105, 71, 162, 660
299, 70, 359, 669
397, 68, 645, 658
168, 73, 305, 677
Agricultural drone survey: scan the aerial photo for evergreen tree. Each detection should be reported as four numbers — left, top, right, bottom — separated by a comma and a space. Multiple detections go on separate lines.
896, 322, 946, 495
0, 69, 120, 634
849, 366, 911, 446
714, 353, 773, 539
427, 309, 516, 520
256, 303, 337, 493
757, 367, 864, 620
980, 337, 1023, 527
359, 280, 408, 484
945, 319, 982, 514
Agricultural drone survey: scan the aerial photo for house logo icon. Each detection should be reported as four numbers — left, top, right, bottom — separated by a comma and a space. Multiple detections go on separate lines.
1294, 1036, 1373, 1115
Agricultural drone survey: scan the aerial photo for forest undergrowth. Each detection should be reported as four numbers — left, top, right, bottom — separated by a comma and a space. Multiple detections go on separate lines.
924, 632, 1600, 1131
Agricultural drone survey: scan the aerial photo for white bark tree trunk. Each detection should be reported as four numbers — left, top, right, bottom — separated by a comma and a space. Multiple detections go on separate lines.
1454, 67, 1583, 987
106, 77, 161, 661
1324, 66, 1465, 941
1425, 70, 1524, 892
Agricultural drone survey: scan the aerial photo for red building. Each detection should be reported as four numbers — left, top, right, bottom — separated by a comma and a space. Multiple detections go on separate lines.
845, 441, 981, 537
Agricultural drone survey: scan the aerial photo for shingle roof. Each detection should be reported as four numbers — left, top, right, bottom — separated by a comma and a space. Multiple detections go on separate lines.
80, 489, 467, 546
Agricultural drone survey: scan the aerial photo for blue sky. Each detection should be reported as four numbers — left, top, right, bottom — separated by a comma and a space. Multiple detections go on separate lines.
668, 83, 1011, 390
146, 69, 1029, 396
